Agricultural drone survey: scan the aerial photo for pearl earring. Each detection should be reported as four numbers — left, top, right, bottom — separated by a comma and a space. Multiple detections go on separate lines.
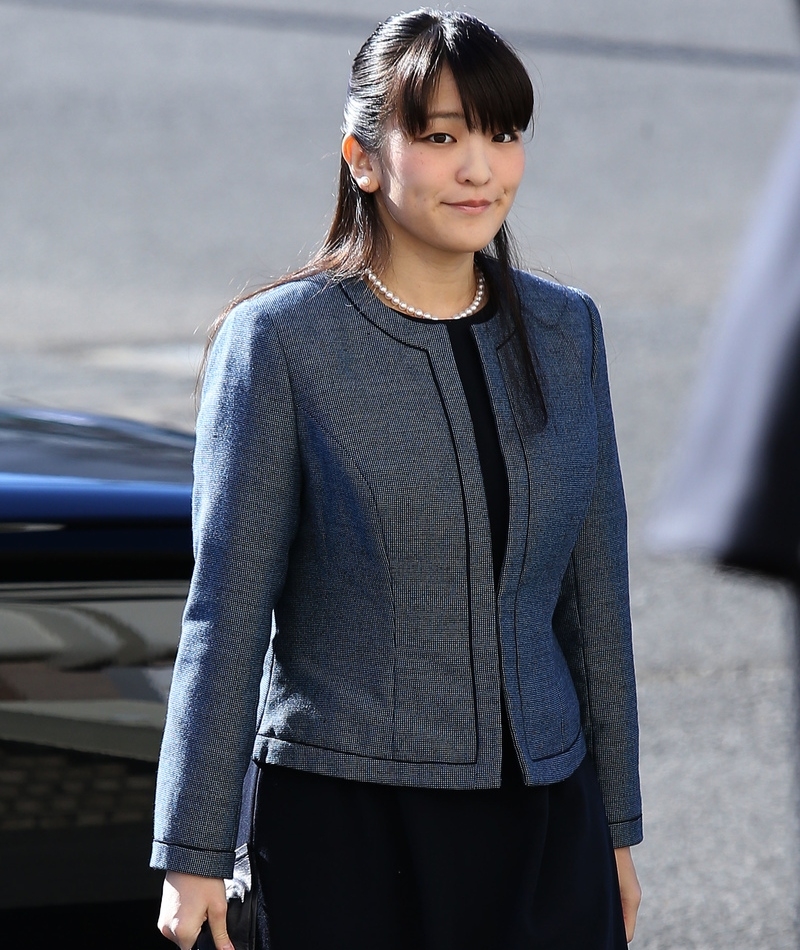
358, 176, 371, 189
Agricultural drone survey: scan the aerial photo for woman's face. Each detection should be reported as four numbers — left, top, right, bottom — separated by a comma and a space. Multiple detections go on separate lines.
371, 68, 526, 264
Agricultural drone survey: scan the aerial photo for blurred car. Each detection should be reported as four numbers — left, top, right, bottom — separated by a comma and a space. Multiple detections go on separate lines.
0, 407, 193, 909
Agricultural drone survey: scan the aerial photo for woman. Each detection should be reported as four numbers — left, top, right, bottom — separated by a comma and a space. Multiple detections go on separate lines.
153, 9, 643, 950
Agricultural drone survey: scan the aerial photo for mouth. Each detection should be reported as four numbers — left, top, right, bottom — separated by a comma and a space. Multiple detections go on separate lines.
444, 199, 494, 214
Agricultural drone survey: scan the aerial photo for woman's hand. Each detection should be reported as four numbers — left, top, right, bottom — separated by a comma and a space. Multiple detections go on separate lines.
158, 871, 233, 950
614, 847, 642, 942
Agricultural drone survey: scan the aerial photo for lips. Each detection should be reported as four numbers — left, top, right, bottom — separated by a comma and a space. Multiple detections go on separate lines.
444, 199, 494, 214
446, 199, 492, 208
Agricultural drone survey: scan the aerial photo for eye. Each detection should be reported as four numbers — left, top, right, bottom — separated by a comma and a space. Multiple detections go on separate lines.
492, 131, 519, 144
425, 132, 455, 144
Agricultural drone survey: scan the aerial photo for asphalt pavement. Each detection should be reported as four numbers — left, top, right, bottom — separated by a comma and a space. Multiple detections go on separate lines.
2, 1, 800, 946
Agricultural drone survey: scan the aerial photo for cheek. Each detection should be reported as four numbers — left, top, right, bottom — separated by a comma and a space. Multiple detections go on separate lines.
502, 148, 526, 193
387, 158, 437, 206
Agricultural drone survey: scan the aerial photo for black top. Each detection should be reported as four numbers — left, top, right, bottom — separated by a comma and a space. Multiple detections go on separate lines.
444, 299, 509, 586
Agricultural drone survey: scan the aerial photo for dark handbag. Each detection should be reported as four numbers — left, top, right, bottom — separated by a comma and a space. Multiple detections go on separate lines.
194, 842, 257, 950
194, 762, 260, 950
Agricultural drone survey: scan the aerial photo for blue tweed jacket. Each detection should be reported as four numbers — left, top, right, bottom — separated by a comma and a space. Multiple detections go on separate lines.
151, 267, 642, 878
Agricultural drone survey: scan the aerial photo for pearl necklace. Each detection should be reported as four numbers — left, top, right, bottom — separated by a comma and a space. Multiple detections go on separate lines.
366, 269, 486, 321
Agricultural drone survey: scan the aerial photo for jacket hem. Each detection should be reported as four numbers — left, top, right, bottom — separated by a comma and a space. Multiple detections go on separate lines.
253, 732, 591, 790
517, 729, 587, 786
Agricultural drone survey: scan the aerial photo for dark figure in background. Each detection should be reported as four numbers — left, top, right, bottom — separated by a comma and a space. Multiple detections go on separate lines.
648, 84, 800, 584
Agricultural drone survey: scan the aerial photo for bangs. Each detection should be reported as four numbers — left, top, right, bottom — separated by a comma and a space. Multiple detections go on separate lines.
385, 14, 534, 136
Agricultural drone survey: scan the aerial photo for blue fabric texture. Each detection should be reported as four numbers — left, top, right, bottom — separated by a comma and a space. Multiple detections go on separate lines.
151, 267, 642, 878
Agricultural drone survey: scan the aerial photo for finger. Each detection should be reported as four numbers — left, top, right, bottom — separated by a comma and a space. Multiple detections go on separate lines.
207, 901, 235, 950
210, 927, 234, 950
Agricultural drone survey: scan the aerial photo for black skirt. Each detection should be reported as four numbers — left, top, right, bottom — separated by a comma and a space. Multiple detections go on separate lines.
252, 744, 626, 950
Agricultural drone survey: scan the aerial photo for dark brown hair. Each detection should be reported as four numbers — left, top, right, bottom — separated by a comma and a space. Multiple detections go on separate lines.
201, 9, 539, 391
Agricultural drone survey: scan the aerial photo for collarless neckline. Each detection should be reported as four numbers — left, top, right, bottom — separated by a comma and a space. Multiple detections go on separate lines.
336, 273, 512, 349
400, 294, 499, 327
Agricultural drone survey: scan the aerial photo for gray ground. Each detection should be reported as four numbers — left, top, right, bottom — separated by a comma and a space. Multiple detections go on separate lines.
2, 0, 800, 945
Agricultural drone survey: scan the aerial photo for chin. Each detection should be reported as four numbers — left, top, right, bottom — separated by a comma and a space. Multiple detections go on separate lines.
444, 236, 500, 255
454, 226, 506, 253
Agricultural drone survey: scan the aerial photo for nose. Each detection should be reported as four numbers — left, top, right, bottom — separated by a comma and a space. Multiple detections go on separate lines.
457, 134, 492, 186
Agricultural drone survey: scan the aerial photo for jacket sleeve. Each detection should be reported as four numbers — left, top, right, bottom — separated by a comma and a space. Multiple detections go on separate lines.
151, 297, 302, 877
552, 292, 643, 849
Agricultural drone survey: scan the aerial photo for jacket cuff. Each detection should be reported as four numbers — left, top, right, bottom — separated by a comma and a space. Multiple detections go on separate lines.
150, 840, 236, 878
609, 815, 643, 849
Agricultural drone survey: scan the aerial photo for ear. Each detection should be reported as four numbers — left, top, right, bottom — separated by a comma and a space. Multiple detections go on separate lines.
342, 133, 380, 193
